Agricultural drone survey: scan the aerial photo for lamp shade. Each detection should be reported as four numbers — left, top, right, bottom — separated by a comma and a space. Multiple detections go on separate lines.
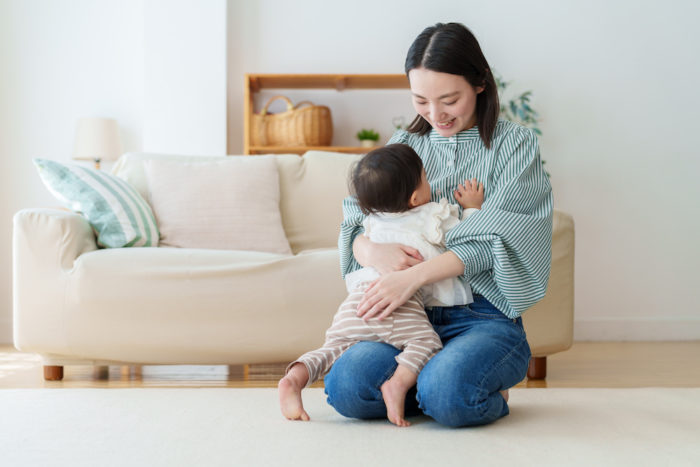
72, 117, 123, 162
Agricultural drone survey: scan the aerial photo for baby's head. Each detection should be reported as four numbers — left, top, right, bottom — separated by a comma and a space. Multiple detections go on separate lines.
350, 143, 431, 215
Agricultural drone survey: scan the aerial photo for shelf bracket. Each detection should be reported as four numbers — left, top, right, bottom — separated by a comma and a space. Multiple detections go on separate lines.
250, 77, 261, 94
334, 77, 347, 91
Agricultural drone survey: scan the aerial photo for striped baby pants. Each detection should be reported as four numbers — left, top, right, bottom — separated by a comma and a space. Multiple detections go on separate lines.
289, 283, 443, 387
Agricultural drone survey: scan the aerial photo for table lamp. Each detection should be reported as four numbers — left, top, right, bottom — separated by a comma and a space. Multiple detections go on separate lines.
72, 117, 123, 170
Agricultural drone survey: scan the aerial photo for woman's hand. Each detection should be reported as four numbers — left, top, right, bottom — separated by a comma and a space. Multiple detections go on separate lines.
354, 235, 424, 274
356, 268, 422, 321
356, 251, 466, 321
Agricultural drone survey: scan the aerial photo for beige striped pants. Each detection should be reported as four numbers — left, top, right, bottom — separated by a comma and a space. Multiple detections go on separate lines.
289, 283, 443, 387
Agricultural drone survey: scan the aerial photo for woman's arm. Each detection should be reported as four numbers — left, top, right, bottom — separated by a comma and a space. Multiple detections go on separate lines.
357, 251, 463, 320
358, 125, 553, 320
353, 234, 424, 274
338, 195, 367, 278
444, 127, 553, 317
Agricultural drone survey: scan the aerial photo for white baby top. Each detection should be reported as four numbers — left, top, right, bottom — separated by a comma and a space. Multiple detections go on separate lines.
345, 198, 477, 307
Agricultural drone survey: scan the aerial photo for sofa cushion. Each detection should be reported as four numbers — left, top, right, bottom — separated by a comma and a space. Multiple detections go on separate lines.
277, 151, 362, 252
57, 246, 346, 362
33, 158, 159, 248
111, 153, 227, 200
144, 157, 292, 254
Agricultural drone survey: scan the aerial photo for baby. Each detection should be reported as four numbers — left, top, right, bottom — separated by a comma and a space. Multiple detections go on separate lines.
278, 143, 484, 426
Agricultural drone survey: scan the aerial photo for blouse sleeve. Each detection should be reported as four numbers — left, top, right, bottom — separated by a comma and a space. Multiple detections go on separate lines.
338, 196, 366, 278
444, 127, 553, 315
338, 129, 409, 278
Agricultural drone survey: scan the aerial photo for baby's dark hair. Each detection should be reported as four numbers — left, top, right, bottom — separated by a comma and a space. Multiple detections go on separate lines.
350, 143, 424, 215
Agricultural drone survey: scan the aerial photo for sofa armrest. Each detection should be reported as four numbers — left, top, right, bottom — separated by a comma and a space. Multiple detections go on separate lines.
522, 209, 575, 357
13, 208, 97, 270
13, 209, 98, 351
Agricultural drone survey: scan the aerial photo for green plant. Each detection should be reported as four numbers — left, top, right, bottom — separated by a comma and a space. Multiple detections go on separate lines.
494, 73, 548, 177
356, 129, 380, 141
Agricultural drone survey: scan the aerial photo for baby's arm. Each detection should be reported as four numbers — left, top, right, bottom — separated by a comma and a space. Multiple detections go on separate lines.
454, 178, 484, 211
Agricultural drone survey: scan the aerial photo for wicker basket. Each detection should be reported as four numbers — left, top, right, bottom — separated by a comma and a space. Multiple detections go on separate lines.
251, 95, 333, 147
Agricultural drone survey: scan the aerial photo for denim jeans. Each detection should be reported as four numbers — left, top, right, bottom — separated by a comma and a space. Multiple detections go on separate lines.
323, 294, 531, 427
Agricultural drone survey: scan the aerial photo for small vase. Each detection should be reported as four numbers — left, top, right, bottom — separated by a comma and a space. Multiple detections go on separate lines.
360, 139, 376, 148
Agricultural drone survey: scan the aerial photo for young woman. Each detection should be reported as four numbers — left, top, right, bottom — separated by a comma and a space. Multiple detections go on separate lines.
324, 22, 553, 427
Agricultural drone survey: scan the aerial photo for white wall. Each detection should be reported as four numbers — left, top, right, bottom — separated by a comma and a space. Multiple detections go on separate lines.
227, 0, 700, 340
0, 0, 146, 343
144, 0, 227, 155
2, 0, 699, 343
0, 0, 227, 343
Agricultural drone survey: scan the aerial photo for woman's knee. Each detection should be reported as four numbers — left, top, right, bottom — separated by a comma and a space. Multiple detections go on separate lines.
415, 337, 530, 427
324, 341, 399, 419
417, 378, 507, 427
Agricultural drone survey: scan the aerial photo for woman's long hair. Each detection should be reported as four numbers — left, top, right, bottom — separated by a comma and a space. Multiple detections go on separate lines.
405, 23, 499, 148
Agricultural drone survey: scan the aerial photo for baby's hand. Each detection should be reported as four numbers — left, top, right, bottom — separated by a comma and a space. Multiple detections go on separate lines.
454, 178, 484, 210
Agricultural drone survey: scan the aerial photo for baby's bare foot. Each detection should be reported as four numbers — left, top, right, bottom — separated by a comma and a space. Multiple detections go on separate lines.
381, 378, 410, 427
500, 389, 509, 403
380, 365, 416, 427
278, 364, 310, 421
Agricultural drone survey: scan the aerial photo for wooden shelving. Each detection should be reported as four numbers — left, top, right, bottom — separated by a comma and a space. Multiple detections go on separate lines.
248, 145, 382, 155
244, 73, 409, 155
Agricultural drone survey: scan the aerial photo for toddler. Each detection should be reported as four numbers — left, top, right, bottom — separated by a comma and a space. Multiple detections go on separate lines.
278, 143, 484, 426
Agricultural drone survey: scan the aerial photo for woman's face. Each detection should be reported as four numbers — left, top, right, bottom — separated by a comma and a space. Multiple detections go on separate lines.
408, 67, 484, 137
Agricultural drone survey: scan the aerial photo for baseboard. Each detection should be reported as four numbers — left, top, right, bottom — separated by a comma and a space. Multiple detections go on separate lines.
575, 318, 700, 341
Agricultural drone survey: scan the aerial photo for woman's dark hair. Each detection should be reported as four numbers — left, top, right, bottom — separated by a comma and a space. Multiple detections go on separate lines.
350, 144, 424, 215
405, 22, 499, 148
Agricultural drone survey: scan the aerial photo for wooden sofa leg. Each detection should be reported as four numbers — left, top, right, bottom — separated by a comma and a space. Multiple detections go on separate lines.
44, 365, 64, 381
527, 357, 547, 379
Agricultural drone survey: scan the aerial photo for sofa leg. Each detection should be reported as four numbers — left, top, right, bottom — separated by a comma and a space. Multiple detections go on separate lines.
527, 357, 547, 379
94, 365, 110, 379
44, 365, 64, 381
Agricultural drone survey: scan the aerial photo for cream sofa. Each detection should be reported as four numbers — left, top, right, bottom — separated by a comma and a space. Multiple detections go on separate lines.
13, 151, 574, 380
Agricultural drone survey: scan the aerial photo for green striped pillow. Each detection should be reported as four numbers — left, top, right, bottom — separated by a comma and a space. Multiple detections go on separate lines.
33, 158, 159, 248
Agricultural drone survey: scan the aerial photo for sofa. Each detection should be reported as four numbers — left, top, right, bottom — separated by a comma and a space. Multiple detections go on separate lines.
13, 151, 574, 381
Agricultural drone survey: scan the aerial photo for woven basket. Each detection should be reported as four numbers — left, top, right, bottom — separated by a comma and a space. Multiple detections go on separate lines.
251, 95, 333, 147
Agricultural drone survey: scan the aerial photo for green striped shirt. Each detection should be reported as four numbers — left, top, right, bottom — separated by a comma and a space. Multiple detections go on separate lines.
339, 119, 553, 319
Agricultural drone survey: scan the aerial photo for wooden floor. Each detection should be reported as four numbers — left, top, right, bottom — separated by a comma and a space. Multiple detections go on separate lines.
1, 341, 699, 389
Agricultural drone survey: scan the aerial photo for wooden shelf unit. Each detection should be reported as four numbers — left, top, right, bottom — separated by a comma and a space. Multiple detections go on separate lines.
243, 73, 409, 155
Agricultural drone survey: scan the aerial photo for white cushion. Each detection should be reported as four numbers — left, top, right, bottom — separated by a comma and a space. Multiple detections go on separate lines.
277, 151, 362, 252
144, 157, 292, 254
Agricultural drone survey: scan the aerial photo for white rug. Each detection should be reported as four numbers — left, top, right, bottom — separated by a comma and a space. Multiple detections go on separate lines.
1, 388, 699, 467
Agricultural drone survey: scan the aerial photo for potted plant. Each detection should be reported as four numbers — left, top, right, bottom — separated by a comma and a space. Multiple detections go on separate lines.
495, 73, 548, 177
356, 129, 380, 148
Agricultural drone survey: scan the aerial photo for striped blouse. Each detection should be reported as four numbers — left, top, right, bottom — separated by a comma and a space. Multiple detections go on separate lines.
338, 119, 553, 319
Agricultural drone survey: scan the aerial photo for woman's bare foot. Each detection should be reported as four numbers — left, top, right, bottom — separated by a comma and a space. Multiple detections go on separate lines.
278, 363, 310, 421
380, 365, 417, 427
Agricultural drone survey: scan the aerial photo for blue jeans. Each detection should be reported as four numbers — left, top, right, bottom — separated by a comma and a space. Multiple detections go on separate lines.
323, 295, 531, 427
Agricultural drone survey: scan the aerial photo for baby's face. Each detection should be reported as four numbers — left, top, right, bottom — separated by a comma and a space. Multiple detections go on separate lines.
413, 169, 432, 207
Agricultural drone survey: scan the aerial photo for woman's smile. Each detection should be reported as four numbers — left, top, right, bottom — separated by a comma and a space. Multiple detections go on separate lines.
436, 117, 457, 130
408, 67, 484, 137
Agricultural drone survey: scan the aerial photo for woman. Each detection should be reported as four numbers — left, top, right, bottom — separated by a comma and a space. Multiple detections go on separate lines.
324, 22, 553, 427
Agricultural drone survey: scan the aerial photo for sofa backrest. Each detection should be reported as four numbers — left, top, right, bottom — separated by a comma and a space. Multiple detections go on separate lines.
276, 151, 362, 252
112, 151, 361, 253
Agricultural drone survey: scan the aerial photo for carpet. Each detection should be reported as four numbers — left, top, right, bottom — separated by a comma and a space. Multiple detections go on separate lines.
1, 388, 699, 467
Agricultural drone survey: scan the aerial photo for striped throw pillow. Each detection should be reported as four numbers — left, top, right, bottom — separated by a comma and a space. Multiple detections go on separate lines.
33, 159, 159, 248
